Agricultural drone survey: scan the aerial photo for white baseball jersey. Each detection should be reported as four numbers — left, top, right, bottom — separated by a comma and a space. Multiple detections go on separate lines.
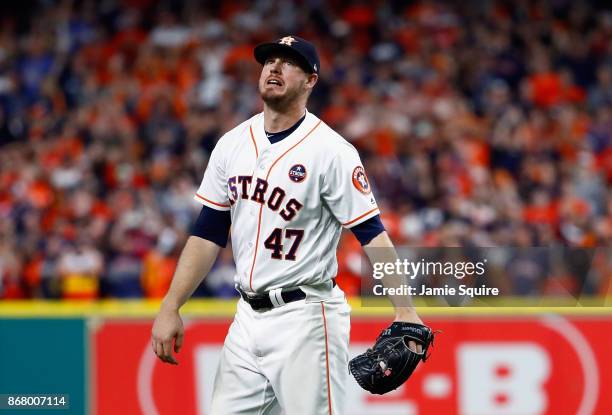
194, 110, 379, 293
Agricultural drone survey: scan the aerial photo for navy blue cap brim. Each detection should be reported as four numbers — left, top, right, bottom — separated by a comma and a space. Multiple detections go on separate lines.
254, 43, 316, 74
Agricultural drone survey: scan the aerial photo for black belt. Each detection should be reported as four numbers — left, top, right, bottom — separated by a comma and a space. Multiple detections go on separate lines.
238, 279, 336, 311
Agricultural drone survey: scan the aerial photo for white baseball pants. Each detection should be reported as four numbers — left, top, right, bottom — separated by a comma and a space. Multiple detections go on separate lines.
210, 290, 351, 415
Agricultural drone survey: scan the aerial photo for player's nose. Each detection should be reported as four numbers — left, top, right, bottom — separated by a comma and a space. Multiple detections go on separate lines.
269, 58, 282, 73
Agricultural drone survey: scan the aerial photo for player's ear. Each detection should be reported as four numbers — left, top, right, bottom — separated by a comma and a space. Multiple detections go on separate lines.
305, 73, 318, 91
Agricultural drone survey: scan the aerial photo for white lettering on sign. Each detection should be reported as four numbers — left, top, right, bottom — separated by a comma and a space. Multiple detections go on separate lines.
457, 343, 551, 415
194, 346, 221, 415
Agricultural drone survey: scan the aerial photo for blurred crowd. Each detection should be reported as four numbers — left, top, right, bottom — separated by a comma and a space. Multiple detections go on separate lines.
0, 0, 611, 300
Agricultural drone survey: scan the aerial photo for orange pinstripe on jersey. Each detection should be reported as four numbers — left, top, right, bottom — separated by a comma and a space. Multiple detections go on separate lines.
321, 302, 332, 415
249, 126, 259, 158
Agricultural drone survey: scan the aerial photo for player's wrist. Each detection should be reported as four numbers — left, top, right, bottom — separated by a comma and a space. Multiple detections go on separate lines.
160, 297, 182, 313
393, 307, 422, 324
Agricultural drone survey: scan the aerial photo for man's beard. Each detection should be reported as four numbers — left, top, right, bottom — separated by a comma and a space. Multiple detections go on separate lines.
260, 83, 303, 111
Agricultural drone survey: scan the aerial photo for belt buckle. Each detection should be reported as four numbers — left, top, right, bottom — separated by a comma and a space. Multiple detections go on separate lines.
237, 286, 270, 310
249, 291, 267, 301
236, 285, 260, 299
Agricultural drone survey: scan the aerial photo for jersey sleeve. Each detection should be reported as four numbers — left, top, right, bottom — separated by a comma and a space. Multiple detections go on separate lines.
322, 149, 380, 228
193, 139, 231, 211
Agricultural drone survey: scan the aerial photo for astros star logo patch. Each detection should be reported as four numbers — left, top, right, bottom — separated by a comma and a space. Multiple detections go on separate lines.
288, 164, 307, 183
352, 166, 371, 194
279, 36, 297, 46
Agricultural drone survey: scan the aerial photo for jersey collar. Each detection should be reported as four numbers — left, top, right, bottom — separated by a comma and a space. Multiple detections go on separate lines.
251, 110, 319, 154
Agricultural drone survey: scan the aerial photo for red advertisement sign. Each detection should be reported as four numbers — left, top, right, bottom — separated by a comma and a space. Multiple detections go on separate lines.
95, 316, 612, 414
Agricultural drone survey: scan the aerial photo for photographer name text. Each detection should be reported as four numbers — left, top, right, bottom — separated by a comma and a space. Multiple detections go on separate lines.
373, 284, 500, 297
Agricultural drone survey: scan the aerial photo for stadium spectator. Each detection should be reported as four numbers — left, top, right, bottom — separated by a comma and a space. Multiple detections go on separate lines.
57, 237, 103, 300
141, 227, 180, 299
0, 0, 610, 299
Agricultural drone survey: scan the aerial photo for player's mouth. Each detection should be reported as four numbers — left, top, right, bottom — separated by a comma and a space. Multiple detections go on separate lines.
266, 77, 283, 87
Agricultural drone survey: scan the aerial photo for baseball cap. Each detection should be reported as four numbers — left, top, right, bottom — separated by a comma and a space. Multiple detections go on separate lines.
254, 35, 320, 74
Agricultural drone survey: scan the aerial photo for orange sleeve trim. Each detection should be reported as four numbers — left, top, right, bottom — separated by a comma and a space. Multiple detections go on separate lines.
195, 193, 230, 208
249, 125, 259, 158
342, 208, 380, 226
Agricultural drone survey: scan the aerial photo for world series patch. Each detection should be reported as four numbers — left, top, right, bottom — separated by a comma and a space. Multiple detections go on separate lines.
288, 164, 307, 183
352, 166, 371, 194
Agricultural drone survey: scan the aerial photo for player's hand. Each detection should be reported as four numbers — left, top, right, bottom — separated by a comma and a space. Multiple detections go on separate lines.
394, 308, 424, 354
151, 306, 184, 365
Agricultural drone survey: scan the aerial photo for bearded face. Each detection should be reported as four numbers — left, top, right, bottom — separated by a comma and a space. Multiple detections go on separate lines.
258, 55, 314, 110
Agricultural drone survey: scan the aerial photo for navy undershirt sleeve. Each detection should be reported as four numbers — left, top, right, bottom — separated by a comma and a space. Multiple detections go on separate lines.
190, 206, 232, 247
351, 215, 386, 246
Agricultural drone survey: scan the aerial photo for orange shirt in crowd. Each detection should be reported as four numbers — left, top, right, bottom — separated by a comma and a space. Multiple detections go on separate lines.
335, 234, 364, 297
141, 251, 177, 298
529, 72, 563, 108
523, 202, 559, 225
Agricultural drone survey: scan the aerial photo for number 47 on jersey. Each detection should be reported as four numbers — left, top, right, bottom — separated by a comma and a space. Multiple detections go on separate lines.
264, 228, 304, 260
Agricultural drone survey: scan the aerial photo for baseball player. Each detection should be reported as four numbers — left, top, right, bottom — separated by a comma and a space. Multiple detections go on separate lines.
152, 35, 425, 414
